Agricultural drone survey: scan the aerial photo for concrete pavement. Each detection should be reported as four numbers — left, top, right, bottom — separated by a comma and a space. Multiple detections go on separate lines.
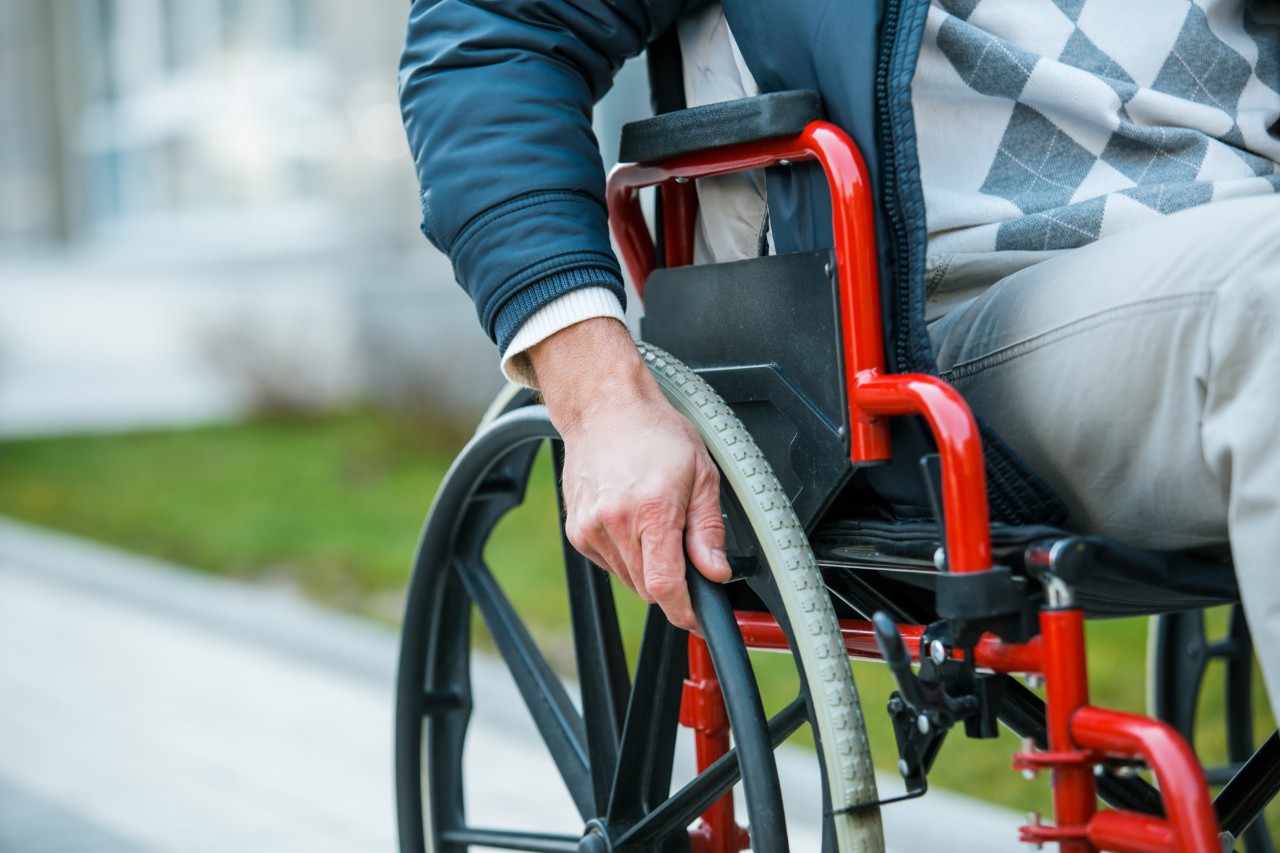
0, 517, 397, 853
0, 516, 1023, 852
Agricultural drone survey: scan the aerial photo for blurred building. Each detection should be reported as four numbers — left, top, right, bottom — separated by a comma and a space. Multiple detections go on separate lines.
1, 0, 393, 254
0, 0, 650, 433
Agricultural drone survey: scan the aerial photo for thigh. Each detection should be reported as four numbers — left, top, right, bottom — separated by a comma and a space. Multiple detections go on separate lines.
928, 195, 1280, 548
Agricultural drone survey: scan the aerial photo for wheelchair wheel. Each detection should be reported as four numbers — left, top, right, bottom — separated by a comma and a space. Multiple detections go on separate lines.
1150, 605, 1277, 851
394, 345, 883, 852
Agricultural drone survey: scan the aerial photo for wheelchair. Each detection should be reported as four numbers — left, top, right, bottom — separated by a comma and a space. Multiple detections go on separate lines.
394, 91, 1280, 852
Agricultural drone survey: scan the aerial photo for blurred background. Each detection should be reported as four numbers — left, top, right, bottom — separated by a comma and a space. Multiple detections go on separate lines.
0, 3, 1271, 852
0, 0, 648, 432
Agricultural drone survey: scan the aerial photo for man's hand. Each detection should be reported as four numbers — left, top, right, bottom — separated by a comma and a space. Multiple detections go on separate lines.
529, 317, 732, 631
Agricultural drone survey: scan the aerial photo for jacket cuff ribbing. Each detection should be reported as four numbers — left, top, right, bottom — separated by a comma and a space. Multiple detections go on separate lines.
493, 265, 626, 354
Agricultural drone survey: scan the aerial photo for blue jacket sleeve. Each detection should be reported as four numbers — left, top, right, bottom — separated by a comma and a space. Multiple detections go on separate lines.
399, 0, 696, 354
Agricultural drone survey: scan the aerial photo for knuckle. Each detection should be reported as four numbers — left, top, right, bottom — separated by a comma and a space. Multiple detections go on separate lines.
564, 519, 591, 552
633, 495, 680, 533
644, 572, 682, 602
595, 498, 630, 531
697, 514, 727, 538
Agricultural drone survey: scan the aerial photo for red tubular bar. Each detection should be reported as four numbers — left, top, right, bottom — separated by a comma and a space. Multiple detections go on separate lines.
806, 121, 886, 457
854, 374, 992, 573
607, 122, 890, 464
681, 635, 750, 853
1072, 707, 1220, 853
607, 122, 994, 576
734, 612, 1043, 674
1040, 608, 1097, 853
659, 180, 697, 269
1087, 811, 1178, 853
974, 632, 1044, 674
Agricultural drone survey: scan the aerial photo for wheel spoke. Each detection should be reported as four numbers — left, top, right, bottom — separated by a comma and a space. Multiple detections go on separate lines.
1224, 606, 1257, 762
397, 563, 474, 852
564, 551, 631, 813
555, 444, 632, 817
1215, 730, 1280, 841
455, 556, 594, 821
607, 606, 688, 825
424, 573, 474, 836
616, 697, 808, 848
1220, 606, 1275, 853
439, 827, 580, 852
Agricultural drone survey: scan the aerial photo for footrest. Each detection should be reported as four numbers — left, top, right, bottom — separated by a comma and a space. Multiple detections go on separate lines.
619, 90, 825, 164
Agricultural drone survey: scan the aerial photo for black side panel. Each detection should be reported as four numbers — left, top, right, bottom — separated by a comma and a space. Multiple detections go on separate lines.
619, 91, 825, 164
641, 251, 854, 528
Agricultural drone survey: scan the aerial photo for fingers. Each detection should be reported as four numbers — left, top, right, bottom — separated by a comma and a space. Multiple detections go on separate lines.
566, 511, 642, 597
567, 491, 703, 630
638, 513, 696, 631
584, 481, 725, 633
572, 534, 636, 595
684, 462, 732, 584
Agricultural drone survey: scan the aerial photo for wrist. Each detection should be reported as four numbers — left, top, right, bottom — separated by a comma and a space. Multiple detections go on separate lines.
528, 317, 659, 433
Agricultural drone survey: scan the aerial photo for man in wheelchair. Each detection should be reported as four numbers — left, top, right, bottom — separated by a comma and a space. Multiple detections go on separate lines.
398, 1, 1280, 850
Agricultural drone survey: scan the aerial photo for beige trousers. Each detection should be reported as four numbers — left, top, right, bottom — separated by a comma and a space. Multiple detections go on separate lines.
928, 195, 1280, 711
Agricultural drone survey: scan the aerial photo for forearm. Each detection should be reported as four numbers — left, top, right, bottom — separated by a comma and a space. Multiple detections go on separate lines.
399, 0, 729, 629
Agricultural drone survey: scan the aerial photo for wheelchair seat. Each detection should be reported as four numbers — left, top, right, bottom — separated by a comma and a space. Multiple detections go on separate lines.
812, 517, 1238, 620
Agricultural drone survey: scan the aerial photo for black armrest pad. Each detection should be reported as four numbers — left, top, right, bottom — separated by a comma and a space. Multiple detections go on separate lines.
618, 90, 825, 164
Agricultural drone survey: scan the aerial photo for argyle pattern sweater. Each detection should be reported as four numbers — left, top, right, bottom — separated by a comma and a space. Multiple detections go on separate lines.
914, 0, 1280, 271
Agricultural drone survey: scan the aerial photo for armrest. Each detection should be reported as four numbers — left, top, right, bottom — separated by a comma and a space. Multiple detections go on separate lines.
618, 90, 825, 164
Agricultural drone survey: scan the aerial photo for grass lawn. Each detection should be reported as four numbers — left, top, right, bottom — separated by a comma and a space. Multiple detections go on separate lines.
1, 411, 1273, 834
0, 411, 467, 619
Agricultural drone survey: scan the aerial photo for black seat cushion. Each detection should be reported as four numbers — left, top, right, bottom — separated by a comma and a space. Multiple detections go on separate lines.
812, 518, 1237, 619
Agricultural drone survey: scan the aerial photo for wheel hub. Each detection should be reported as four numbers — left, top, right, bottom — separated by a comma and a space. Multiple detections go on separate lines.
579, 820, 613, 852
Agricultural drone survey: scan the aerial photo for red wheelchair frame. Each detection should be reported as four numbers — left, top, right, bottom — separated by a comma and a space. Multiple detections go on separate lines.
606, 121, 1222, 853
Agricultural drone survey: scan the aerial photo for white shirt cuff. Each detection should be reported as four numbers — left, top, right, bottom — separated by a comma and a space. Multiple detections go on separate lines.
500, 287, 627, 387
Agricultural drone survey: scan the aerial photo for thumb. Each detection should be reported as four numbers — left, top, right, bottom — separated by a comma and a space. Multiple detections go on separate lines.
684, 464, 732, 583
